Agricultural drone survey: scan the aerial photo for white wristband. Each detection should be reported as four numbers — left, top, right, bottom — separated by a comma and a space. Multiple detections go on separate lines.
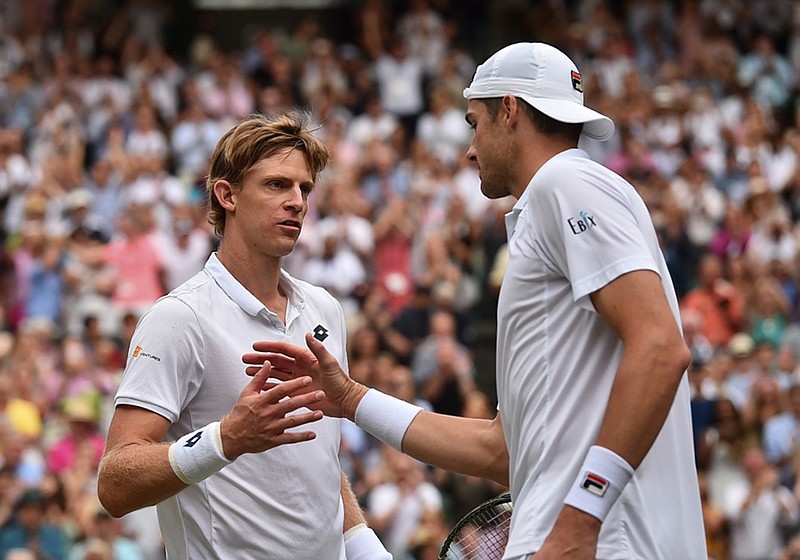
344, 523, 392, 559
354, 389, 422, 451
168, 421, 232, 485
563, 445, 635, 522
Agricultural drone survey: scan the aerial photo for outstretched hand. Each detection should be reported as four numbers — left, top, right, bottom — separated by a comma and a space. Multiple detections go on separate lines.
241, 333, 368, 421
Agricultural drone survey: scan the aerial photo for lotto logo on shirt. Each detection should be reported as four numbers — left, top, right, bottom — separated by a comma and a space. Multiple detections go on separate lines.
567, 211, 597, 235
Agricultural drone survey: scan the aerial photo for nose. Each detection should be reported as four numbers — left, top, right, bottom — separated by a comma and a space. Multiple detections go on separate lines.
466, 143, 478, 165
284, 184, 306, 212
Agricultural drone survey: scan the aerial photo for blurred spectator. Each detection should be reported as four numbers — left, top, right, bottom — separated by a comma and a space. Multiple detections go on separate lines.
670, 159, 727, 248
196, 51, 254, 122
737, 34, 794, 115
415, 84, 471, 167
658, 196, 699, 298
383, 283, 432, 363
748, 276, 791, 349
372, 36, 425, 140
73, 204, 165, 320
710, 203, 752, 264
682, 252, 746, 347
697, 397, 754, 508
721, 445, 799, 560
763, 384, 800, 488
69, 509, 143, 560
725, 332, 760, 411
45, 394, 104, 477
154, 210, 214, 292
0, 375, 41, 441
372, 196, 416, 315
124, 103, 167, 160
699, 472, 730, 560
411, 309, 472, 392
169, 102, 222, 185
0, 488, 69, 560
366, 446, 443, 560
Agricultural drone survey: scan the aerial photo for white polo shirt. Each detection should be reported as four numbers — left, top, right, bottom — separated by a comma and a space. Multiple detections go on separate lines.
115, 253, 347, 560
497, 150, 706, 560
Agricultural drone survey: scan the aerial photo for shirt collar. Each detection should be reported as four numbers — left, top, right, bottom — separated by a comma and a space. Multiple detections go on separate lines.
205, 253, 306, 317
504, 148, 588, 241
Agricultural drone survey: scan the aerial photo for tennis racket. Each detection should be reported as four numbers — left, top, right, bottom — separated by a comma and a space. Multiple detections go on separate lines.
438, 493, 513, 559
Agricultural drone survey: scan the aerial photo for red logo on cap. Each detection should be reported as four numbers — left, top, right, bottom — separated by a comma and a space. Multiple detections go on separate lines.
571, 70, 583, 93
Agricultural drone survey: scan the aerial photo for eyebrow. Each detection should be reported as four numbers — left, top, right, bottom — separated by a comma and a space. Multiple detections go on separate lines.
262, 173, 315, 191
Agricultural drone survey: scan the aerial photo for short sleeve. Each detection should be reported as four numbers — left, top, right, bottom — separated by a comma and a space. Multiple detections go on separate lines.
115, 296, 205, 423
529, 160, 659, 310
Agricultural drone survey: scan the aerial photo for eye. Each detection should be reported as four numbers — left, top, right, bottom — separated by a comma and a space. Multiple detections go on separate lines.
300, 185, 313, 198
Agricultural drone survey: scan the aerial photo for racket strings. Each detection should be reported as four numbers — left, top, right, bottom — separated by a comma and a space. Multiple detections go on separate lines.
445, 502, 512, 559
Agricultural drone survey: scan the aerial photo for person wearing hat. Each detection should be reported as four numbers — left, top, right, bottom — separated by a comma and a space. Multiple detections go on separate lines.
245, 42, 706, 559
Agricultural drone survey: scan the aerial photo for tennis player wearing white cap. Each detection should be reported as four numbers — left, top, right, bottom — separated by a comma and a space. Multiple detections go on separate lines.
245, 43, 707, 560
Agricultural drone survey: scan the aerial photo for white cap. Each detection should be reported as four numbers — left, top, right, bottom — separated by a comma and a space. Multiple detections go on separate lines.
463, 42, 614, 141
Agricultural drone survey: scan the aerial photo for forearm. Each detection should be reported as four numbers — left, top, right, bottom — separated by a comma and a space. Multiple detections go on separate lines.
341, 471, 366, 532
97, 442, 186, 517
402, 411, 508, 485
595, 342, 689, 468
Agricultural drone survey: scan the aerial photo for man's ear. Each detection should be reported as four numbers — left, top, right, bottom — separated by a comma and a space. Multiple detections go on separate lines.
503, 95, 519, 128
213, 180, 236, 212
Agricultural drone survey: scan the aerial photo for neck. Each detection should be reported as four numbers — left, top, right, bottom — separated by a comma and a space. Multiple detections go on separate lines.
512, 132, 577, 199
216, 240, 284, 309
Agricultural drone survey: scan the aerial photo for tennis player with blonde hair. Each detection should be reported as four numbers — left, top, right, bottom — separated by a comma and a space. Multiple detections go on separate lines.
98, 112, 391, 560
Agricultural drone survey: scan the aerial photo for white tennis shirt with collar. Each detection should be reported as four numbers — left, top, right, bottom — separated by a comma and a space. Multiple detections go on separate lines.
497, 149, 706, 560
115, 253, 347, 560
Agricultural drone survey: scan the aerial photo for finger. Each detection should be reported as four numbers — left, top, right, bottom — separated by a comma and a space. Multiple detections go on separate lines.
273, 389, 326, 415
244, 363, 294, 379
260, 353, 300, 372
271, 430, 317, 445
304, 332, 339, 370
262, 376, 314, 404
252, 339, 306, 356
243, 360, 271, 393
277, 410, 324, 430
242, 352, 272, 365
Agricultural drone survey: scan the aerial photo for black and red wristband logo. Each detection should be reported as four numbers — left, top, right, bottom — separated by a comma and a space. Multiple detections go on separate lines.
581, 472, 609, 497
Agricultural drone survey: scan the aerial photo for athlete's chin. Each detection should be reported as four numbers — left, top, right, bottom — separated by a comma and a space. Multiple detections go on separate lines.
480, 180, 508, 200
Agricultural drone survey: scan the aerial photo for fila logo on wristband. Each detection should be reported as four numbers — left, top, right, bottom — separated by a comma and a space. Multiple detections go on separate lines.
581, 472, 609, 497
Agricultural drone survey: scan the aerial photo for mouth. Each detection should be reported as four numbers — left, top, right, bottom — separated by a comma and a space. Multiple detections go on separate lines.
278, 219, 302, 232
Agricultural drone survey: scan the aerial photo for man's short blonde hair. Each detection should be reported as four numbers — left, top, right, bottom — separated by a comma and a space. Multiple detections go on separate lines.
206, 112, 331, 237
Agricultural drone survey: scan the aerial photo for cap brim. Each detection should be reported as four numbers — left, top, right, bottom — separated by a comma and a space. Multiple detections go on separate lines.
518, 95, 615, 141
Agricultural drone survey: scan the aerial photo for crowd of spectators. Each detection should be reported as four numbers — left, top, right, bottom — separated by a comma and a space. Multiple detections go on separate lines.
1, 0, 800, 558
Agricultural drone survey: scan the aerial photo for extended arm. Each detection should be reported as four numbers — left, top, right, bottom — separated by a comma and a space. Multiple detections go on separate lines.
243, 339, 509, 486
